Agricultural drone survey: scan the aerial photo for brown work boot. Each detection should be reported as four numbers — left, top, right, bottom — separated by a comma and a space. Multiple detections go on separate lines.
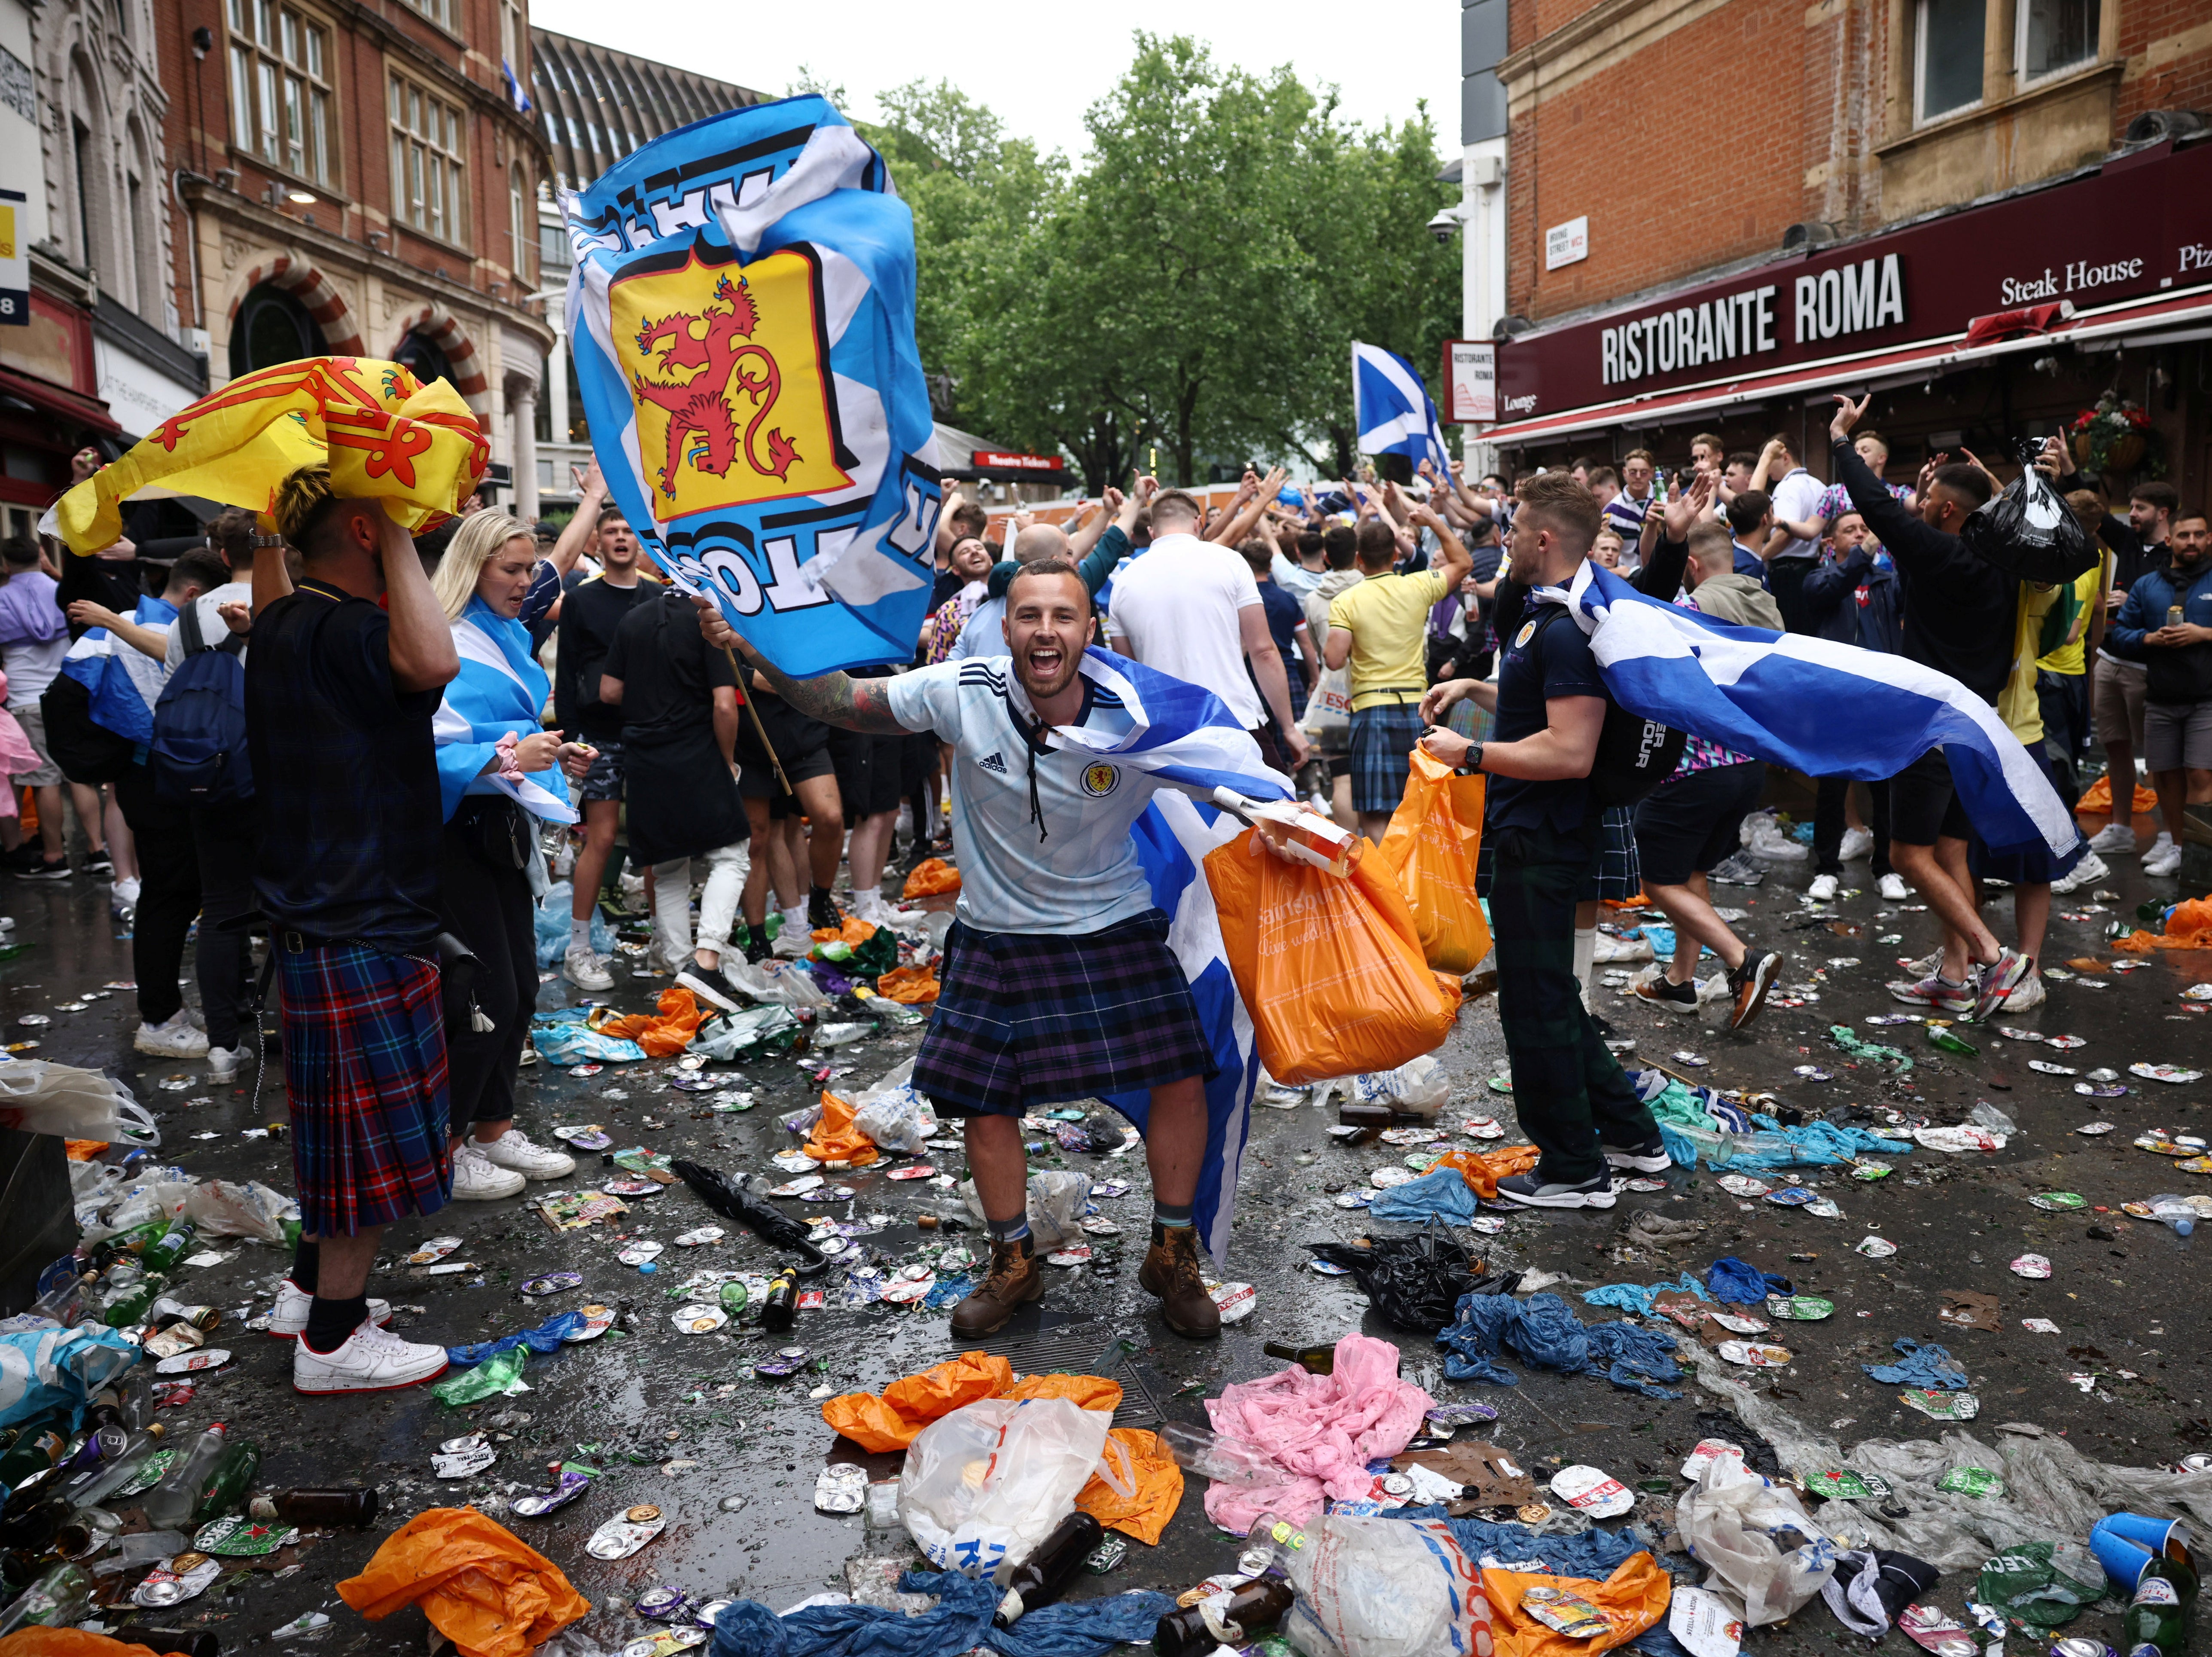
1139, 1223, 1220, 1339
948, 1234, 1043, 1338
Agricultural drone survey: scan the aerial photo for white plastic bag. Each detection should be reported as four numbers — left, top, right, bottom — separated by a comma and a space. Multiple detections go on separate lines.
1310, 1055, 1450, 1119
185, 1179, 299, 1243
0, 1062, 157, 1145
1738, 811, 1808, 864
851, 1060, 936, 1154
1675, 1451, 1838, 1625
1301, 666, 1351, 748
897, 1396, 1127, 1581
958, 1170, 1093, 1252
1277, 1513, 1493, 1657
719, 958, 830, 1009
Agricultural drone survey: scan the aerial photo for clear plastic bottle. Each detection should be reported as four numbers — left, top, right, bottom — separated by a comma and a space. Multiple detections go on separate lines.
143, 1422, 227, 1530
61, 1422, 166, 1512
2145, 1196, 2197, 1238
1160, 1422, 1278, 1485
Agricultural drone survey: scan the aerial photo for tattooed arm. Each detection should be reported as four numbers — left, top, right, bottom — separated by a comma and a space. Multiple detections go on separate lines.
689, 595, 913, 735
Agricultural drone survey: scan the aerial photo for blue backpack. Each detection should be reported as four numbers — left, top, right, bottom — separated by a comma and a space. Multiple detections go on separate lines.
150, 602, 252, 804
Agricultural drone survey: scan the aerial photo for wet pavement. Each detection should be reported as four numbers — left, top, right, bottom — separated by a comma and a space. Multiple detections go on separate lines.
11, 806, 2212, 1655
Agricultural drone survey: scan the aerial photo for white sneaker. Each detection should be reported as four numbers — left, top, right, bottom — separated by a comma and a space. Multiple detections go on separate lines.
206, 1043, 249, 1079
1905, 948, 1943, 977
111, 876, 142, 913
1878, 873, 1910, 901
292, 1321, 448, 1394
773, 913, 810, 958
2144, 841, 2183, 878
477, 1129, 575, 1180
267, 1280, 393, 1338
1807, 873, 1840, 903
564, 945, 614, 991
2086, 821, 2137, 854
449, 1144, 526, 1200
1837, 827, 1874, 863
134, 1012, 209, 1058
1999, 972, 2046, 1011
2149, 830, 2176, 858
2050, 851, 2108, 895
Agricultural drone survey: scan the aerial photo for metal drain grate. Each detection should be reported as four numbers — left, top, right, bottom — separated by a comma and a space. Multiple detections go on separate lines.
951, 1320, 1164, 1428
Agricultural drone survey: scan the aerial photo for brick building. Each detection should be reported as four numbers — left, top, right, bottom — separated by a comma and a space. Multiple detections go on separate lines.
1460, 0, 2212, 499
156, 0, 557, 511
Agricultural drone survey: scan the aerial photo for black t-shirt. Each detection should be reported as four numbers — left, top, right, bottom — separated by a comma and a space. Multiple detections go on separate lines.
602, 591, 738, 743
555, 575, 653, 741
1486, 604, 1606, 838
243, 578, 443, 949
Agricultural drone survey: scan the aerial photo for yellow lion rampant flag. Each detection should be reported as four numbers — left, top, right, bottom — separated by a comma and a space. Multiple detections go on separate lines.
56, 357, 489, 555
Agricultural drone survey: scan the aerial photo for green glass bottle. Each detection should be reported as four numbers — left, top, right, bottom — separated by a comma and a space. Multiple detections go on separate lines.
2124, 1556, 2194, 1657
191, 1439, 262, 1523
100, 1273, 168, 1328
140, 1222, 198, 1275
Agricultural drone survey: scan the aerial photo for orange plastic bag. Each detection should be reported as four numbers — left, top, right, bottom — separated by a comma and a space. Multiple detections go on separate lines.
336, 1506, 590, 1657
1207, 828, 1460, 1085
876, 963, 940, 1003
1076, 1427, 1184, 1545
822, 1351, 1014, 1451
0, 1632, 168, 1657
801, 1091, 879, 1166
2078, 773, 2158, 816
64, 1140, 109, 1160
1002, 1372, 1122, 1410
1482, 1553, 1671, 1657
903, 857, 962, 897
1429, 1143, 1541, 1199
593, 986, 703, 1056
1373, 751, 1490, 974
811, 916, 878, 946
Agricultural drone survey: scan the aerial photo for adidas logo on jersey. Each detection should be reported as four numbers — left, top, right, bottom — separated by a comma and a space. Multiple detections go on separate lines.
978, 751, 1008, 775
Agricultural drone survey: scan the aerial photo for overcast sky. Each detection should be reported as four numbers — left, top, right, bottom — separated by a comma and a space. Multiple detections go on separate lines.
531, 0, 1465, 167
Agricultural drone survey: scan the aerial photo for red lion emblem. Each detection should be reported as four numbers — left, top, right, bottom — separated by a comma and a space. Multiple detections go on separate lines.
630, 274, 799, 500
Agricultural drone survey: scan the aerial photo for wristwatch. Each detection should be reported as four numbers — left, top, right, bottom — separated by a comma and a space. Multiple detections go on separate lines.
1454, 743, 1484, 777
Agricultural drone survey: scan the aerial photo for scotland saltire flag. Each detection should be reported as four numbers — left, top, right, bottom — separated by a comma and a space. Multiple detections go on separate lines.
1353, 341, 1450, 475
1537, 562, 2079, 857
58, 595, 177, 745
563, 96, 942, 676
1046, 648, 1292, 1268
431, 596, 579, 824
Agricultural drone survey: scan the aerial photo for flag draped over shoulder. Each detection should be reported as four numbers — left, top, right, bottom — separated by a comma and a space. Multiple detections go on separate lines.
1536, 561, 2079, 858
1352, 341, 1450, 477
59, 595, 178, 745
52, 360, 487, 555
1042, 648, 1292, 1268
430, 596, 579, 825
562, 96, 941, 678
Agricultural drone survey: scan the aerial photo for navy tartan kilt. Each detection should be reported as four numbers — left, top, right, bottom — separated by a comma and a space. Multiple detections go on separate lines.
1575, 805, 1643, 903
1349, 702, 1426, 815
913, 908, 1217, 1117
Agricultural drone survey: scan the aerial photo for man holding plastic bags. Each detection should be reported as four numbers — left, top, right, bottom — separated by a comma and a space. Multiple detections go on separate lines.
1415, 474, 1668, 1208
697, 560, 1287, 1341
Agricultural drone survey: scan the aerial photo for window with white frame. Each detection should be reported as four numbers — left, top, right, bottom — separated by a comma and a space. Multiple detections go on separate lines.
227, 0, 334, 183
2018, 0, 2098, 81
399, 0, 453, 31
390, 74, 465, 244
1914, 0, 1986, 122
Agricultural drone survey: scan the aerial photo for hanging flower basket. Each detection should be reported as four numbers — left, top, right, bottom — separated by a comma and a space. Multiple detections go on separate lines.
2067, 394, 2152, 474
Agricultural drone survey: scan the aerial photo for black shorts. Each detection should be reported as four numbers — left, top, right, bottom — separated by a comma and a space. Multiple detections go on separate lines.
1890, 747, 1971, 847
737, 696, 835, 800
1633, 761, 1765, 887
829, 728, 905, 820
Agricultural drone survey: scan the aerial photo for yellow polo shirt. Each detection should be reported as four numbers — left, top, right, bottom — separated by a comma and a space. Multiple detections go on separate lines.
1327, 569, 1449, 712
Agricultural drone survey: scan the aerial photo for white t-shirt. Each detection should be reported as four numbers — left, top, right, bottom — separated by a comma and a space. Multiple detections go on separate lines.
166, 582, 252, 669
1767, 468, 1825, 563
1100, 533, 1264, 727
885, 658, 1173, 935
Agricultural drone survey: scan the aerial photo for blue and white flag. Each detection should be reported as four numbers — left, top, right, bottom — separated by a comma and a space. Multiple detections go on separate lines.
563, 96, 941, 677
1353, 341, 1450, 476
1039, 647, 1292, 1268
58, 595, 177, 745
1536, 561, 2078, 857
431, 596, 579, 824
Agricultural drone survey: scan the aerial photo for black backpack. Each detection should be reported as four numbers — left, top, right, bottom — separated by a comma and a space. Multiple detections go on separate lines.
1528, 607, 1686, 806
39, 672, 137, 785
149, 603, 253, 804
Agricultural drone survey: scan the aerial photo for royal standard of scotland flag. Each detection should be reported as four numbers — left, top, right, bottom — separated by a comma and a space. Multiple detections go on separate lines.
563, 97, 941, 674
1536, 561, 2080, 858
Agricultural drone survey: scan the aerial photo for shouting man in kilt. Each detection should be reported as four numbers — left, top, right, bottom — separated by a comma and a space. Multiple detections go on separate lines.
703, 558, 1247, 1340
244, 465, 464, 1393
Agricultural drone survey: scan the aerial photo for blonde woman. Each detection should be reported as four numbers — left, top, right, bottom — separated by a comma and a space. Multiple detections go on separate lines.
428, 511, 593, 1196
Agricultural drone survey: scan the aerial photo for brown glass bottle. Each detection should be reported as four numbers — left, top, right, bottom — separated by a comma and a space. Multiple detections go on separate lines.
1153, 1571, 1295, 1656
1263, 1342, 1335, 1375
992, 1511, 1103, 1626
759, 1268, 799, 1333
246, 1486, 381, 1526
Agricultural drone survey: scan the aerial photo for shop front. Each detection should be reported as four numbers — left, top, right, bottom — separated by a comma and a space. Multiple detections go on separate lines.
1481, 138, 2212, 495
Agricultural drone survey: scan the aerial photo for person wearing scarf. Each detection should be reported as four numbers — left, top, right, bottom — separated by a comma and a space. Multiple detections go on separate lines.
427, 512, 594, 1198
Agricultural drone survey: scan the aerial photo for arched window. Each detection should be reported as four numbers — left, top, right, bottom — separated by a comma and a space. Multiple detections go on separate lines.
68, 57, 110, 279
230, 282, 327, 377
393, 327, 455, 388
126, 119, 161, 316
509, 163, 531, 286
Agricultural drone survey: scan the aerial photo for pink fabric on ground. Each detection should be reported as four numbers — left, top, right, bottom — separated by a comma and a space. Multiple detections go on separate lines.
1201, 1330, 1435, 1532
